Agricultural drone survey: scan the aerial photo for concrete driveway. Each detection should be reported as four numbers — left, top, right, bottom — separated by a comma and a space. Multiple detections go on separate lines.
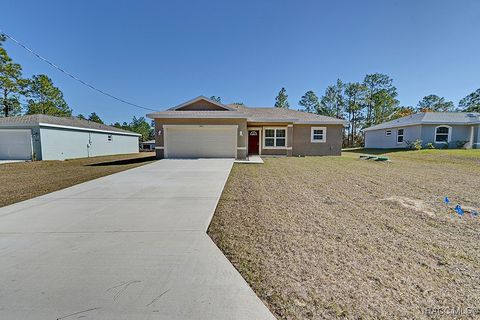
0, 159, 275, 320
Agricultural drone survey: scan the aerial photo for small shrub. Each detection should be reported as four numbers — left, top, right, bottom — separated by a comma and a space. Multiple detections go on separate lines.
406, 139, 423, 150
425, 143, 435, 149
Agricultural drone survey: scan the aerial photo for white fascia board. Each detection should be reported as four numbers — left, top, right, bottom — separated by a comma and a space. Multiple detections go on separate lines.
38, 123, 141, 136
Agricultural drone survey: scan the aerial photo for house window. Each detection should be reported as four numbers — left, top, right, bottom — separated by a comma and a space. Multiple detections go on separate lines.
386, 130, 392, 136
107, 135, 113, 142
435, 126, 451, 143
311, 127, 326, 143
264, 128, 286, 148
397, 129, 404, 144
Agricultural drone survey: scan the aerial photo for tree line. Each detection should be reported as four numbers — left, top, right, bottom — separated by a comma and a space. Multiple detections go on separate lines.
273, 75, 480, 147
0, 34, 153, 141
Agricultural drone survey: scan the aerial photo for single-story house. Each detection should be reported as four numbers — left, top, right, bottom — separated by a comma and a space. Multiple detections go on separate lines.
0, 114, 140, 160
146, 96, 346, 159
364, 112, 480, 149
140, 139, 155, 151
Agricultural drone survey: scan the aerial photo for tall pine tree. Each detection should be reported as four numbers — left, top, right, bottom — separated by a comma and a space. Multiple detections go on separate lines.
417, 95, 454, 112
26, 74, 72, 116
299, 90, 320, 113
345, 83, 367, 147
320, 79, 345, 118
363, 73, 398, 127
0, 34, 25, 117
274, 87, 289, 108
459, 89, 480, 112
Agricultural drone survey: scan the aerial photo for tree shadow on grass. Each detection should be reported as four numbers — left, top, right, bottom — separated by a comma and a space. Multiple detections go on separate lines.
343, 148, 408, 155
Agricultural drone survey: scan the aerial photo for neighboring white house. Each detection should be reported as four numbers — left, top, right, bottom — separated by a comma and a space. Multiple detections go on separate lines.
364, 112, 480, 149
0, 114, 140, 160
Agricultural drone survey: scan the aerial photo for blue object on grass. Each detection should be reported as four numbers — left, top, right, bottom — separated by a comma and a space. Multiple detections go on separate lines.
455, 204, 464, 216
444, 197, 450, 204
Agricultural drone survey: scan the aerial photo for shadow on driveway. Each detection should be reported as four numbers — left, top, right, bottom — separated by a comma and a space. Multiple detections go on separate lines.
86, 155, 156, 166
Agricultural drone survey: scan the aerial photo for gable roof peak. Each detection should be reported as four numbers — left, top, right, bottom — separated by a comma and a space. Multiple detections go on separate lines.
168, 95, 236, 111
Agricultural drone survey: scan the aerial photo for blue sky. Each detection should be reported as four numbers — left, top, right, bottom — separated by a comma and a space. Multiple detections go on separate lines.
1, 0, 479, 124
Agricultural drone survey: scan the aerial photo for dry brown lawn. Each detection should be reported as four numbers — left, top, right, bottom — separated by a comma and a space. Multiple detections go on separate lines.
208, 149, 480, 319
0, 152, 155, 208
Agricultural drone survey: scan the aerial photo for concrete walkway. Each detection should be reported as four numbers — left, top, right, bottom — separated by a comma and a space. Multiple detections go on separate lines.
0, 159, 275, 320
234, 155, 264, 164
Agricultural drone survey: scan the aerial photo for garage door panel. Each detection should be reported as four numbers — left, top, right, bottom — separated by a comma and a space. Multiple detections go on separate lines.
0, 129, 33, 160
165, 126, 236, 158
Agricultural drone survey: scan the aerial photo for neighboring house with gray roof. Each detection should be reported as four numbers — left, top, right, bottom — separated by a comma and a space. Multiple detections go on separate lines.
146, 96, 346, 159
0, 114, 140, 161
364, 112, 480, 149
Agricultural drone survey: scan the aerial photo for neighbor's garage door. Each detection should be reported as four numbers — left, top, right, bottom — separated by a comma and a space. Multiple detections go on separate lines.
0, 129, 32, 160
165, 125, 237, 158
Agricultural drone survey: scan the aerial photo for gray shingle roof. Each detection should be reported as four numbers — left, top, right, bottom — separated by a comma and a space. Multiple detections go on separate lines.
0, 114, 141, 136
243, 107, 345, 124
363, 112, 480, 131
147, 104, 346, 125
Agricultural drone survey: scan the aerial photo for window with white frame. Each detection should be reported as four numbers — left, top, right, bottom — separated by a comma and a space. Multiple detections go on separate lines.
264, 128, 286, 148
435, 126, 451, 143
397, 129, 404, 143
107, 134, 113, 142
311, 127, 326, 142
386, 130, 392, 136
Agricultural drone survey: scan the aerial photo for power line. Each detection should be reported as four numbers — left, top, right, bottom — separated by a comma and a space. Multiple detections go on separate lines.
0, 29, 159, 112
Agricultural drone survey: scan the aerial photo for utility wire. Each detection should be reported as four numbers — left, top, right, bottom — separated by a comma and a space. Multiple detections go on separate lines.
0, 29, 159, 112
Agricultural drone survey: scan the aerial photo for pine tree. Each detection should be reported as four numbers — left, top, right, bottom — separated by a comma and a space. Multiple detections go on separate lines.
363, 73, 398, 127
345, 83, 367, 147
87, 112, 103, 124
0, 34, 24, 117
25, 74, 72, 116
459, 89, 480, 112
210, 96, 221, 103
320, 79, 345, 118
299, 90, 320, 113
417, 95, 454, 112
274, 87, 289, 108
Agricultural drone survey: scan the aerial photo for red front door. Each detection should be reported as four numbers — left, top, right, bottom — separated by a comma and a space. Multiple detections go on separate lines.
248, 130, 259, 155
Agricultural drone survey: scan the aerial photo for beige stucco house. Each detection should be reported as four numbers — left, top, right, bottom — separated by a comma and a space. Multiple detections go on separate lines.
146, 96, 345, 159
